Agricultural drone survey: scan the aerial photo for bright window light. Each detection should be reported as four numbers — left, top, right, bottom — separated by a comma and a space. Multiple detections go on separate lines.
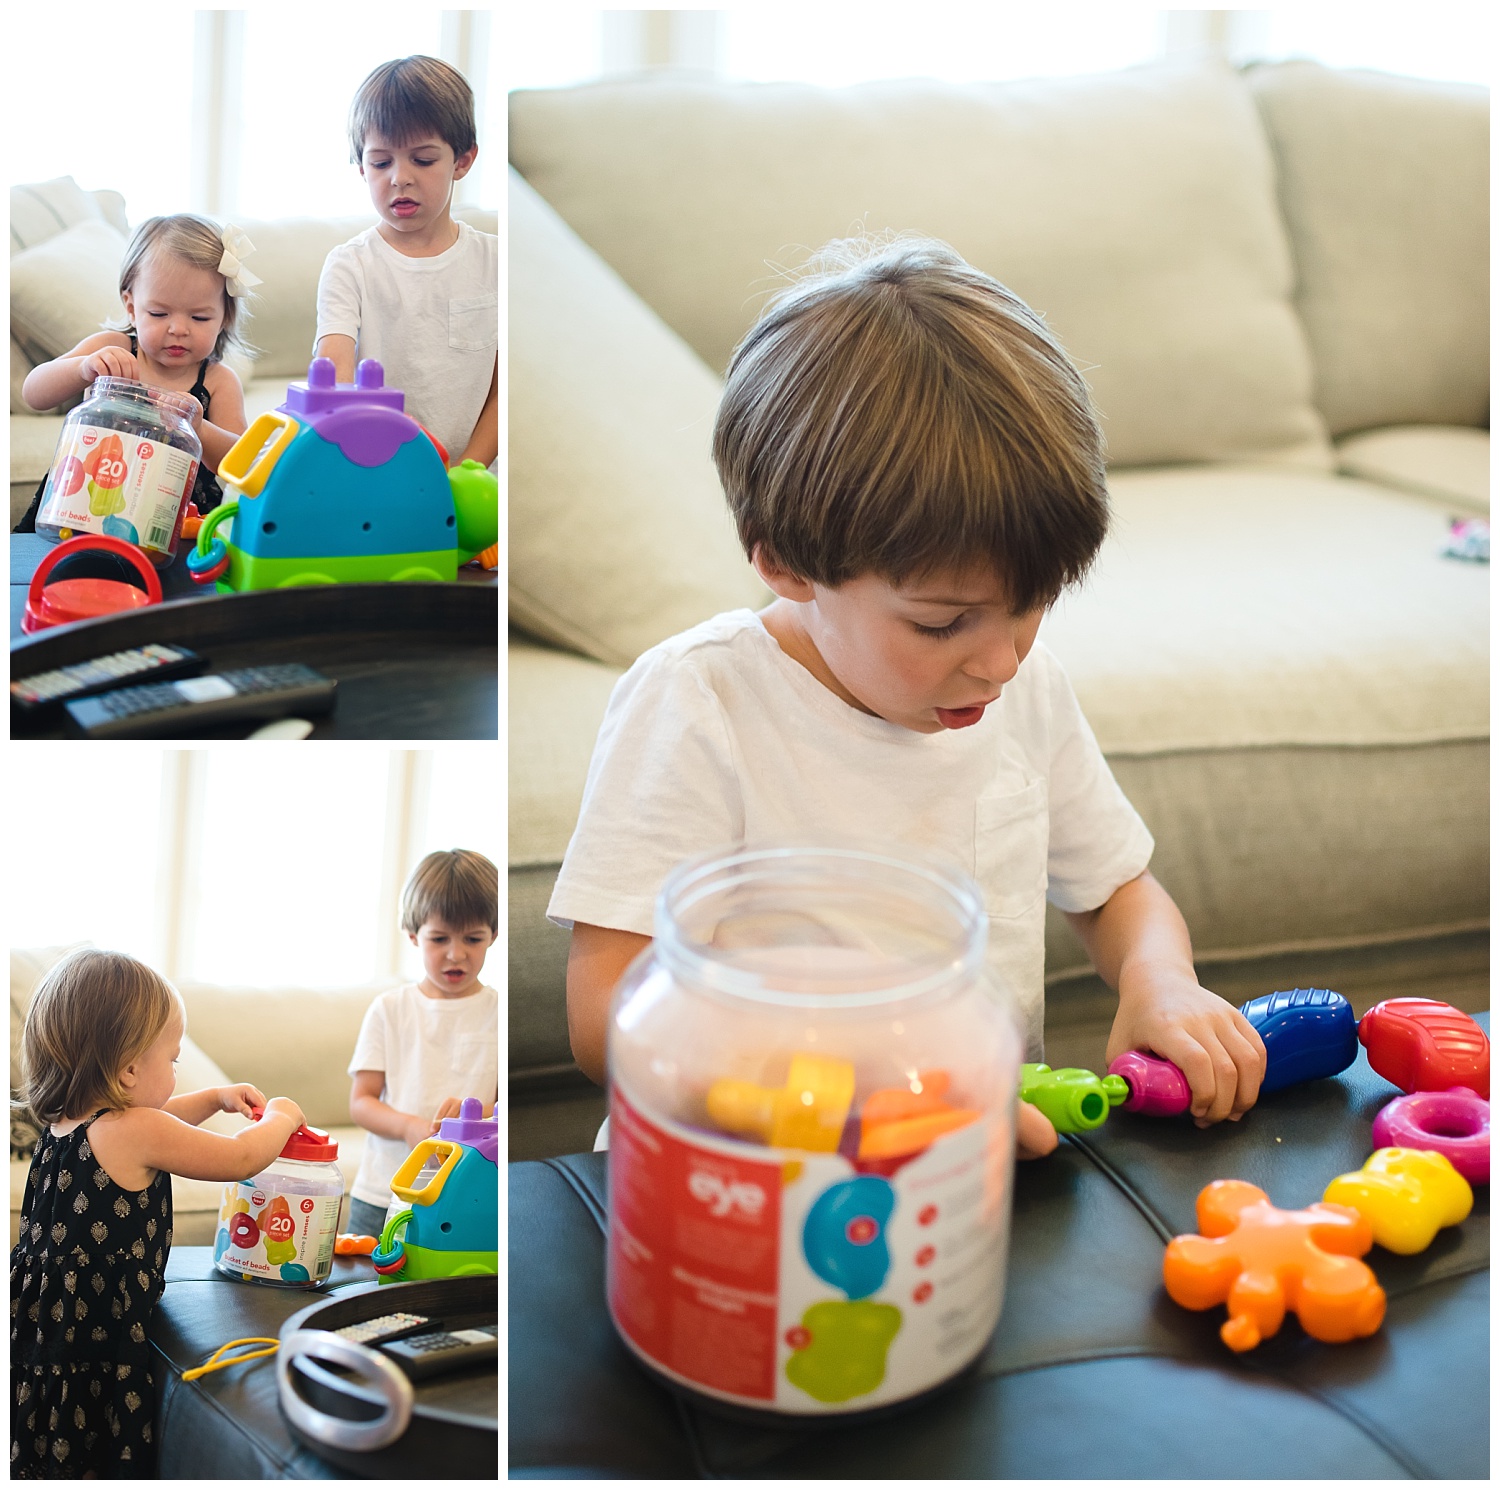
509, 9, 606, 89
1259, 7, 1491, 87
186, 750, 391, 989
8, 744, 165, 965
236, 9, 446, 220
398, 746, 502, 983
9, 11, 198, 220
722, 6, 1162, 85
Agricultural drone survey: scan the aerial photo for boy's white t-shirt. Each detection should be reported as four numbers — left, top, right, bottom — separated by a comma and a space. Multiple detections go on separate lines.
346, 982, 499, 1209
547, 609, 1154, 1059
314, 220, 498, 463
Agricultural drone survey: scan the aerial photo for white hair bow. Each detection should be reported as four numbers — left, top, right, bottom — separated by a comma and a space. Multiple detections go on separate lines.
218, 225, 262, 298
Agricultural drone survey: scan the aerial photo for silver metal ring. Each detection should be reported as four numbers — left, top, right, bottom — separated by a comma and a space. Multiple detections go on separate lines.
277, 1328, 414, 1452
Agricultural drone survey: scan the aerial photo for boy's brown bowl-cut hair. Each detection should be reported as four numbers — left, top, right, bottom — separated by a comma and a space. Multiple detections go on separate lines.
713, 235, 1109, 613
349, 55, 477, 164
401, 849, 499, 936
21, 949, 183, 1126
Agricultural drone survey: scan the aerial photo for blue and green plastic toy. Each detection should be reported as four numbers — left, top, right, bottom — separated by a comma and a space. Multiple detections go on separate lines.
187, 358, 497, 591
370, 1098, 497, 1283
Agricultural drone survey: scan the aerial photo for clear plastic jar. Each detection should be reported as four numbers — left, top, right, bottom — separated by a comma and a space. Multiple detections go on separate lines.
35, 378, 201, 566
606, 845, 1023, 1416
214, 1126, 344, 1288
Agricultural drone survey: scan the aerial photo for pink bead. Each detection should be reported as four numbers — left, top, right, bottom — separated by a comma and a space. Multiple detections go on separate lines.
1372, 1088, 1489, 1184
1109, 1051, 1193, 1116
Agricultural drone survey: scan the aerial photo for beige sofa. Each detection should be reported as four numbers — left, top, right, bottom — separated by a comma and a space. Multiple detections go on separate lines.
9, 175, 498, 528
9, 944, 393, 1248
508, 60, 1488, 1148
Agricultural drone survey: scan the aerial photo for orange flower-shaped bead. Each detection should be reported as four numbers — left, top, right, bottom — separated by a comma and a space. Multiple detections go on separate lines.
1163, 1179, 1386, 1352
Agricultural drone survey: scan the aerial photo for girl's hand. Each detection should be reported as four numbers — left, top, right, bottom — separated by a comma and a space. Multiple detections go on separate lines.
79, 347, 141, 385
264, 1095, 305, 1130
1017, 1099, 1058, 1160
1106, 973, 1266, 1127
219, 1083, 267, 1118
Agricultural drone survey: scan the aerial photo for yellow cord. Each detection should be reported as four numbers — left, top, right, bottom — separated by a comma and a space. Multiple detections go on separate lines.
182, 1337, 280, 1382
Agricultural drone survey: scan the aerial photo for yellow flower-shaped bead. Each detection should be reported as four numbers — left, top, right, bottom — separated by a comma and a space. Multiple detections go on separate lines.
1323, 1147, 1473, 1255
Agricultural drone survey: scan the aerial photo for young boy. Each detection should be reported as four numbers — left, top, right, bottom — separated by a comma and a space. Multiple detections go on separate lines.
549, 237, 1267, 1160
346, 849, 498, 1237
315, 55, 498, 471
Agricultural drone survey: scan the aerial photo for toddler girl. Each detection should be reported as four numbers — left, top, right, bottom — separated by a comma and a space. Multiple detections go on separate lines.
15, 213, 258, 532
10, 949, 303, 1478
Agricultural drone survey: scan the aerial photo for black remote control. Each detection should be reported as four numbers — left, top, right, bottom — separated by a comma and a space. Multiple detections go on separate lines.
380, 1324, 498, 1381
64, 663, 337, 738
333, 1312, 431, 1348
12, 644, 205, 716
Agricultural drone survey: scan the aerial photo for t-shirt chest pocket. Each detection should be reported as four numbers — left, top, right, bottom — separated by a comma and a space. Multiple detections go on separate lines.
449, 293, 497, 352
974, 779, 1049, 920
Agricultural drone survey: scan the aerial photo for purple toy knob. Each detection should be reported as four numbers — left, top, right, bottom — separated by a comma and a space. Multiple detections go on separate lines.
354, 358, 385, 389
437, 1096, 498, 1164
1108, 1051, 1193, 1116
307, 357, 336, 388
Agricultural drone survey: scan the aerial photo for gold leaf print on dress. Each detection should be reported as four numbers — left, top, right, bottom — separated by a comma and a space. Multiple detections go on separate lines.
90, 1221, 108, 1244
91, 1272, 105, 1294
93, 1168, 109, 1189
49, 1298, 64, 1323
113, 1195, 130, 1218
146, 1218, 156, 1240
72, 1191, 89, 1214
63, 1271, 76, 1293
91, 1326, 107, 1343
124, 1390, 142, 1413
137, 1270, 150, 1292
74, 1404, 86, 1430
129, 1321, 145, 1344
17, 1380, 31, 1404
130, 1239, 144, 1259
74, 1297, 87, 1320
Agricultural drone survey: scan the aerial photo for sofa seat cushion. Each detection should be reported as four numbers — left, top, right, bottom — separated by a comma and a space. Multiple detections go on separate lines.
1041, 466, 1487, 754
1335, 426, 1488, 514
511, 60, 1331, 472
1248, 63, 1488, 437
509, 171, 766, 667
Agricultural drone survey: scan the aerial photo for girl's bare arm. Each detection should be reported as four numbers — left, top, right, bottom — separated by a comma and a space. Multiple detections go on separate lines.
117, 1099, 303, 1183
194, 366, 249, 472
21, 332, 135, 411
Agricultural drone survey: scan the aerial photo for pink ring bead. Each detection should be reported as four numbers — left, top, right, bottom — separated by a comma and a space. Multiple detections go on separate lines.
1372, 1088, 1489, 1184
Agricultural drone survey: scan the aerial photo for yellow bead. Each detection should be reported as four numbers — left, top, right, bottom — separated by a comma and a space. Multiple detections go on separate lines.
1323, 1147, 1473, 1255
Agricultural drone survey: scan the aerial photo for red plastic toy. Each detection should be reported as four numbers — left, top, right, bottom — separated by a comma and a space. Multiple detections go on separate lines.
22, 533, 162, 632
1162, 1179, 1386, 1352
1358, 999, 1488, 1098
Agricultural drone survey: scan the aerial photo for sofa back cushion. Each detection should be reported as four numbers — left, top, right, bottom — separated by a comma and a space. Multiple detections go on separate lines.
509, 170, 767, 666
511, 60, 1329, 471
1248, 63, 1488, 437
227, 207, 499, 379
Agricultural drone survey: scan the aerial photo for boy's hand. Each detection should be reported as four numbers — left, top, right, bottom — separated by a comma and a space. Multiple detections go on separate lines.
430, 1097, 463, 1131
1017, 1099, 1058, 1160
1106, 973, 1265, 1127
402, 1113, 437, 1150
80, 347, 140, 385
263, 1095, 305, 1130
218, 1083, 267, 1118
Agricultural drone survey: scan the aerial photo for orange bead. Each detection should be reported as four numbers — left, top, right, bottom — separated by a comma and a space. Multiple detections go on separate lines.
1163, 1179, 1386, 1352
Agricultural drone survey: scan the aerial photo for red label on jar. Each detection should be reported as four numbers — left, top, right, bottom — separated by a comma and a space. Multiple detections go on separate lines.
608, 1086, 783, 1400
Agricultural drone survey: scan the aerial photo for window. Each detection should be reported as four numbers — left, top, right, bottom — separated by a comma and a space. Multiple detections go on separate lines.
8, 747, 499, 992
8, 9, 497, 223
506, 8, 1491, 90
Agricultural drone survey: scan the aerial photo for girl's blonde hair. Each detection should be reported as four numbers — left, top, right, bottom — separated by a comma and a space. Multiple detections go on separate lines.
400, 849, 498, 935
20, 950, 182, 1125
111, 214, 252, 361
713, 234, 1110, 611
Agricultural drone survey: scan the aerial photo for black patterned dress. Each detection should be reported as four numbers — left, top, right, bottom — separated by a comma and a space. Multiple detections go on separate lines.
10, 1113, 172, 1478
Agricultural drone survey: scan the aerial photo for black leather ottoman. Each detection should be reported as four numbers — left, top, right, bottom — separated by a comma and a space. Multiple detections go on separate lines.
508, 1015, 1489, 1477
149, 1249, 499, 1478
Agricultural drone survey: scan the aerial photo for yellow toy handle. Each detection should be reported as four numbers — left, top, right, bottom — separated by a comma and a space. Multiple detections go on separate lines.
218, 411, 300, 497
183, 1337, 280, 1382
389, 1138, 462, 1204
